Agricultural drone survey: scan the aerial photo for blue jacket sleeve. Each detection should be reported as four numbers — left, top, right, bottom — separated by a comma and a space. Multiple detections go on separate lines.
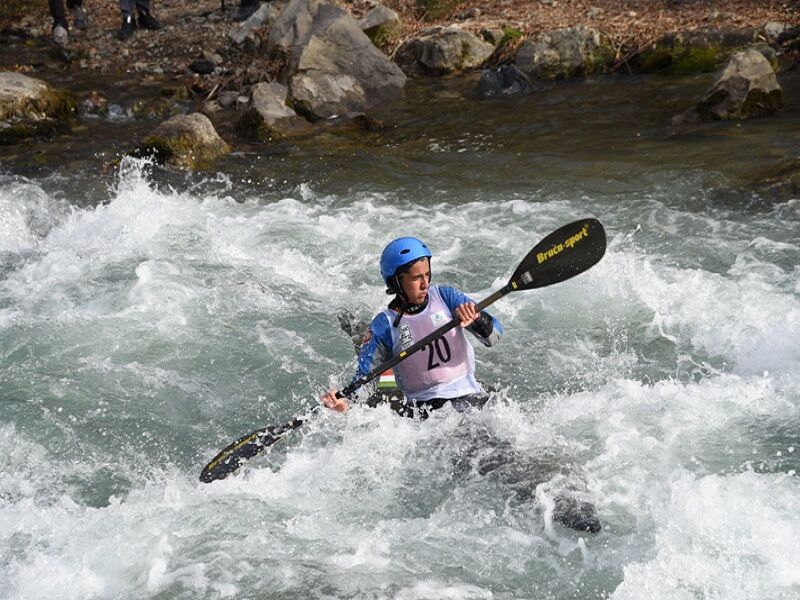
346, 312, 393, 402
438, 285, 503, 347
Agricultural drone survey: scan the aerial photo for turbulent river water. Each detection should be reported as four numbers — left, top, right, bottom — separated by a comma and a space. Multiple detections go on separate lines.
2, 72, 800, 599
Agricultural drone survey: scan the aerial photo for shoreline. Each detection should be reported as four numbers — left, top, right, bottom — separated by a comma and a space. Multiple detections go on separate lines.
1, 0, 798, 189
2, 1, 797, 79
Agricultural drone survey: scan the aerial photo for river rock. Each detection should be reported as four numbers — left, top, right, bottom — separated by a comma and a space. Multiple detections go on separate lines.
267, 0, 406, 120
394, 26, 494, 76
135, 113, 230, 170
218, 91, 239, 108
0, 72, 75, 144
636, 28, 758, 75
480, 27, 506, 46
476, 64, 537, 97
700, 49, 784, 119
674, 49, 784, 124
359, 5, 402, 46
764, 21, 791, 44
237, 81, 315, 140
751, 44, 778, 69
515, 26, 613, 80
228, 2, 281, 47
190, 58, 216, 75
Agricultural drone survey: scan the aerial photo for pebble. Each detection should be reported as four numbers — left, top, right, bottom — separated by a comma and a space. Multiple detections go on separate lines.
219, 91, 239, 108
203, 51, 224, 66
458, 7, 481, 19
203, 100, 222, 113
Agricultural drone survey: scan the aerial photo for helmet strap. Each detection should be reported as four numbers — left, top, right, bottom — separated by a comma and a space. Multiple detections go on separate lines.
388, 282, 428, 327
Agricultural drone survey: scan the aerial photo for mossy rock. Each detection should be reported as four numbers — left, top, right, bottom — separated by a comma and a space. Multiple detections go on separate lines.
514, 27, 614, 80
0, 75, 75, 145
673, 46, 721, 75
0, 117, 68, 145
697, 87, 784, 120
134, 133, 227, 170
237, 107, 276, 142
589, 44, 616, 73
639, 44, 722, 75
0, 84, 74, 122
635, 29, 759, 75
365, 21, 402, 47
131, 113, 230, 170
0, 73, 76, 145
499, 26, 523, 47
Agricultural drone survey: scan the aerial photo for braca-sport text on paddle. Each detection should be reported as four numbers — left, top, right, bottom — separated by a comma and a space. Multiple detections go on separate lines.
200, 218, 607, 483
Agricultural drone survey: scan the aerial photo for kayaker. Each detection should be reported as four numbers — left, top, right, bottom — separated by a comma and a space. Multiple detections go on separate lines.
321, 237, 503, 418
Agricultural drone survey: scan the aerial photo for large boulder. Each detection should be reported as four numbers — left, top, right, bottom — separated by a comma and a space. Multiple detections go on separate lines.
267, 0, 405, 120
0, 72, 75, 144
237, 82, 315, 140
135, 113, 230, 170
394, 26, 494, 76
515, 26, 613, 80
675, 49, 784, 124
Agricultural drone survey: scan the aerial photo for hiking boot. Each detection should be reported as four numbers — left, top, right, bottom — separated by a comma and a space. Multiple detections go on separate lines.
116, 13, 134, 41
233, 0, 260, 22
52, 24, 69, 46
137, 10, 161, 30
71, 5, 88, 30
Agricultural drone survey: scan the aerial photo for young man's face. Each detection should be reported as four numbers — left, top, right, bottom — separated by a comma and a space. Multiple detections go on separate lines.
400, 258, 431, 305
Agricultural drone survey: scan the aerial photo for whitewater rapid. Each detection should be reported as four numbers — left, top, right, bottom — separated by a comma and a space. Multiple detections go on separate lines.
1, 157, 799, 599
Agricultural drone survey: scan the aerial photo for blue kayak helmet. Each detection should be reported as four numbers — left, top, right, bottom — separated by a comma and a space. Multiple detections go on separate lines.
380, 237, 432, 294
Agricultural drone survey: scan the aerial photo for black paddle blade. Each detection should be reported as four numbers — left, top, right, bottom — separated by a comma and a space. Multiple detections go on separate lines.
200, 422, 291, 483
510, 218, 606, 290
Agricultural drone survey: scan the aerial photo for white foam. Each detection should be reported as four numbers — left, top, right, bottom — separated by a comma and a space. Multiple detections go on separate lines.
611, 472, 800, 600
0, 178, 68, 253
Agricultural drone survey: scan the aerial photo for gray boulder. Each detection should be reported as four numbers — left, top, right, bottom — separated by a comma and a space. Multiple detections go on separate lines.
359, 4, 402, 46
267, 0, 405, 120
0, 72, 75, 144
237, 82, 315, 140
515, 26, 613, 80
676, 49, 784, 124
135, 113, 230, 170
394, 26, 494, 76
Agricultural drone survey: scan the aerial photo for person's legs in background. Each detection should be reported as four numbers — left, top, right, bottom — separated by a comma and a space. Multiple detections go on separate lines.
117, 0, 160, 41
234, 0, 261, 22
48, 0, 69, 45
